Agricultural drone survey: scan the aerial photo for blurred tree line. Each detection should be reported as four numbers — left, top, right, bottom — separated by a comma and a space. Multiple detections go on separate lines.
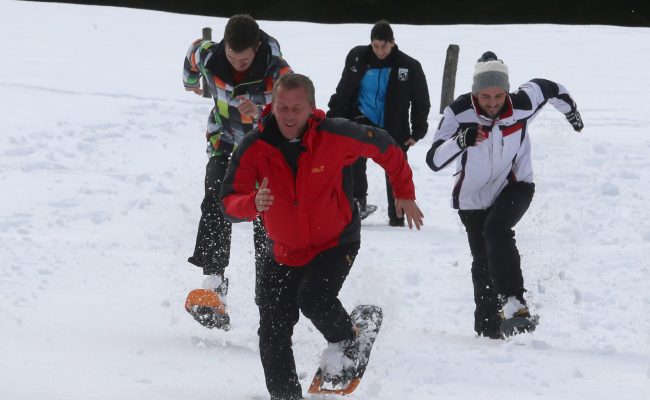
25, 0, 648, 26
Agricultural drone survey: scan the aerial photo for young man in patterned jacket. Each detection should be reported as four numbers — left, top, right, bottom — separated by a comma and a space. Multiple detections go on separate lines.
327, 20, 430, 226
182, 14, 292, 330
426, 51, 584, 339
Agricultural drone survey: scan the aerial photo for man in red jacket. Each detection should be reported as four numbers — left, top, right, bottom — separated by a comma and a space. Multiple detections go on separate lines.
221, 73, 423, 400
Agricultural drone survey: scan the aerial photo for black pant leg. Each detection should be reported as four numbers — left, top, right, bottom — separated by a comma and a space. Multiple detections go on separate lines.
188, 154, 232, 276
297, 242, 360, 344
256, 258, 303, 399
253, 215, 269, 275
459, 210, 501, 336
352, 157, 368, 200
483, 182, 535, 298
385, 174, 399, 221
350, 115, 374, 201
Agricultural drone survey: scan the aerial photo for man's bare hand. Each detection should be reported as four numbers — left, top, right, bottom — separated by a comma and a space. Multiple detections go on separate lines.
404, 138, 417, 147
237, 95, 259, 119
395, 198, 424, 230
186, 86, 203, 96
255, 177, 273, 212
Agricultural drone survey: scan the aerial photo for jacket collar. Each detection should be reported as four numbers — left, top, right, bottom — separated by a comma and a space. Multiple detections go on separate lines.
364, 44, 398, 68
258, 105, 326, 152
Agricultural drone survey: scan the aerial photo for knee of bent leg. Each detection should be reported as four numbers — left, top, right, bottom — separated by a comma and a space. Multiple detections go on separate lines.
482, 218, 513, 241
296, 290, 326, 320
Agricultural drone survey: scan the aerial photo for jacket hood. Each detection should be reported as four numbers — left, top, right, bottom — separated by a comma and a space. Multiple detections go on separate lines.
205, 30, 273, 87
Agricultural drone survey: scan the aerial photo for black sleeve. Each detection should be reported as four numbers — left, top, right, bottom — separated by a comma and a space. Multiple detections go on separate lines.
327, 48, 359, 118
530, 78, 577, 113
530, 78, 560, 100
409, 60, 431, 141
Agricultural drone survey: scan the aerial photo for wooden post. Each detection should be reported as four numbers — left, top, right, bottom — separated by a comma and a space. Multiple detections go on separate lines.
202, 27, 212, 98
440, 44, 459, 114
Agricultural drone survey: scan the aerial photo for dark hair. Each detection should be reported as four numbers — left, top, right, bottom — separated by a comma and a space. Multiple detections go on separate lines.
273, 73, 315, 107
370, 20, 394, 42
224, 14, 261, 52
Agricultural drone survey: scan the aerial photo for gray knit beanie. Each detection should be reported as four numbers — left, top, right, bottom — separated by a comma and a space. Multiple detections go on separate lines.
472, 52, 509, 94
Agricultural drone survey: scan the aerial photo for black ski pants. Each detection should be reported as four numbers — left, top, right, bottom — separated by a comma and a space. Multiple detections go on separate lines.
256, 242, 360, 399
188, 153, 267, 277
352, 153, 408, 223
352, 156, 368, 200
350, 115, 372, 201
350, 116, 408, 223
458, 181, 535, 336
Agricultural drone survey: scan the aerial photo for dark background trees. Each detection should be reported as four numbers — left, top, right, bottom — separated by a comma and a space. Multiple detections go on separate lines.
24, 0, 649, 26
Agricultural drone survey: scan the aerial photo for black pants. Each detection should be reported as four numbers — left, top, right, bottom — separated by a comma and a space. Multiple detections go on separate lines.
256, 242, 360, 400
352, 157, 368, 200
350, 115, 372, 201
188, 154, 267, 277
458, 181, 535, 336
350, 116, 408, 222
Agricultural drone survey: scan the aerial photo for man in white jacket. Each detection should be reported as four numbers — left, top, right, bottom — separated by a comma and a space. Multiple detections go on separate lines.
426, 51, 584, 339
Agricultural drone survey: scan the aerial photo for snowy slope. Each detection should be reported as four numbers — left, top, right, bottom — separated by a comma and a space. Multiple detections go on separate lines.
1, 1, 649, 399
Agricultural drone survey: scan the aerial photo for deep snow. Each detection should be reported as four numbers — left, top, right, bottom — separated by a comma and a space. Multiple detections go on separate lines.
1, 1, 649, 399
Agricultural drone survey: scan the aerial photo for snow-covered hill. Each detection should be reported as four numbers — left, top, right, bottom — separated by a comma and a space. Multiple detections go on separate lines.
1, 1, 649, 399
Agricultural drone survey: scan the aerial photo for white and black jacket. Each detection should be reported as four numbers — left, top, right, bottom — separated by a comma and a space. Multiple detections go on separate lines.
426, 79, 579, 210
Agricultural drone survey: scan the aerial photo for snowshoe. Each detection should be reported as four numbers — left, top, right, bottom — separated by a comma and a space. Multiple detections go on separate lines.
499, 295, 539, 338
500, 312, 539, 337
358, 204, 377, 220
308, 305, 383, 395
355, 198, 377, 221
185, 279, 231, 331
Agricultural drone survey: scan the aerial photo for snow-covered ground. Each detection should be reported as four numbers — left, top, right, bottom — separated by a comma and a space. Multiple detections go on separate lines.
1, 1, 649, 399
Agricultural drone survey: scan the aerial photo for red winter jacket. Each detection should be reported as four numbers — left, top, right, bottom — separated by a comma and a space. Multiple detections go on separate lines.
220, 107, 415, 266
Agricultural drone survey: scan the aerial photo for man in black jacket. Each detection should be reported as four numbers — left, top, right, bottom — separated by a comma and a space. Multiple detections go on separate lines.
328, 20, 430, 226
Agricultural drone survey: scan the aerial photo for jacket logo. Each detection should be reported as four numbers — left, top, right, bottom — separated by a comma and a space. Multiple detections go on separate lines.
312, 165, 325, 173
350, 66, 358, 73
398, 68, 409, 81
366, 130, 375, 138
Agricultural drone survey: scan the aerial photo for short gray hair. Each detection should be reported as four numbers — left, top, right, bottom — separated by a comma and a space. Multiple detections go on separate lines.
272, 73, 316, 107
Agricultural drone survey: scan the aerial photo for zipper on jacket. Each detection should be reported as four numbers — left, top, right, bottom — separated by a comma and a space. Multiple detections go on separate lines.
293, 153, 301, 208
274, 148, 298, 207
375, 69, 382, 126
500, 134, 504, 159
485, 119, 497, 183
289, 160, 298, 207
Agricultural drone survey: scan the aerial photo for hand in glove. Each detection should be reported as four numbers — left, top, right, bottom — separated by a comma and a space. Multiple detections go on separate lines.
565, 110, 584, 132
456, 126, 486, 149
